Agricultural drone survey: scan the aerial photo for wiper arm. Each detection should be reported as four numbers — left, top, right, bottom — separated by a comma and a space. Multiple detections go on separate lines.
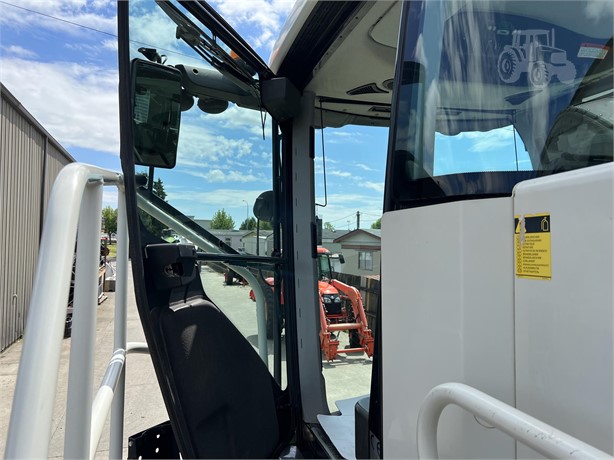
155, 0, 260, 98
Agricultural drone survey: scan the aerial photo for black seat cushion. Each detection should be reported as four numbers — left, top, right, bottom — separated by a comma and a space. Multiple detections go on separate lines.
157, 300, 280, 458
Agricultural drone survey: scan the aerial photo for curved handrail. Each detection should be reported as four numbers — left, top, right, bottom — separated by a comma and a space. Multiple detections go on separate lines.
417, 382, 613, 459
6, 164, 123, 459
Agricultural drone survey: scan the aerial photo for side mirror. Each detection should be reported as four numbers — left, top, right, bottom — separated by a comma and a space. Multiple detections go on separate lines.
131, 59, 182, 169
338, 254, 345, 264
253, 190, 274, 222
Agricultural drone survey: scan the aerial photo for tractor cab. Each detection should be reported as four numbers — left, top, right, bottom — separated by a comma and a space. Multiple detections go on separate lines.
111, 0, 613, 457
109, 0, 614, 457
317, 247, 334, 281
316, 247, 343, 316
5, 0, 612, 458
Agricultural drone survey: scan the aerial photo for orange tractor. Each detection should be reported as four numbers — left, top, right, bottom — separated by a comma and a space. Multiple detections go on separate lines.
249, 246, 374, 360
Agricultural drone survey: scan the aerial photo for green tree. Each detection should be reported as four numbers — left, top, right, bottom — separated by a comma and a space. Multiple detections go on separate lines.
239, 217, 271, 231
135, 173, 167, 199
152, 177, 167, 200
240, 217, 257, 230
101, 206, 118, 241
323, 221, 335, 231
259, 220, 273, 230
371, 217, 382, 229
211, 208, 235, 230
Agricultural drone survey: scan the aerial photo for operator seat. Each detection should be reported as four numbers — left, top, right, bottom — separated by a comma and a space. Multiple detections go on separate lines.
155, 299, 280, 458
139, 242, 288, 458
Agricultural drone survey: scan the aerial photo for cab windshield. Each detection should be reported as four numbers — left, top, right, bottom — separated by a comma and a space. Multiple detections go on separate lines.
388, 0, 613, 209
318, 253, 333, 280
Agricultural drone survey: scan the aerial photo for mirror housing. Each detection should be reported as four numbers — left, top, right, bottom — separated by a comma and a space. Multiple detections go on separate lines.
131, 59, 182, 169
253, 190, 274, 223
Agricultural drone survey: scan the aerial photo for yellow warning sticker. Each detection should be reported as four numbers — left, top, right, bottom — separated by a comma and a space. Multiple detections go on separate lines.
514, 213, 551, 280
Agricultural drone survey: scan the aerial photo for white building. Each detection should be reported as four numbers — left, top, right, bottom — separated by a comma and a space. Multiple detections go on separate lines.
332, 229, 381, 276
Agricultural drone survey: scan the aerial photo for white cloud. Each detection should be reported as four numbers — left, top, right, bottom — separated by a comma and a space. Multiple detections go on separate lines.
200, 105, 272, 138
356, 163, 376, 171
166, 187, 268, 218
177, 168, 267, 183
328, 170, 355, 178
0, 1, 117, 36
363, 182, 384, 193
461, 127, 514, 153
175, 121, 255, 166
1, 57, 119, 155
102, 188, 118, 208
2, 45, 38, 58
326, 130, 364, 144
91, 0, 114, 9
208, 0, 296, 52
326, 193, 382, 207
101, 39, 118, 51
129, 8, 182, 55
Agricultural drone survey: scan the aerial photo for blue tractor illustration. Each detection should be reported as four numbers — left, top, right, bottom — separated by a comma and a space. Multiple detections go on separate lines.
497, 28, 576, 88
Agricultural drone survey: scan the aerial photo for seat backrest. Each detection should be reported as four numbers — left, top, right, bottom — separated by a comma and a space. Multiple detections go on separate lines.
156, 300, 280, 458
140, 243, 282, 458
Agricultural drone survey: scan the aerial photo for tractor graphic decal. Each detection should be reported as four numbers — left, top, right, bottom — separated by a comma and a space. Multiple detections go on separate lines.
497, 28, 576, 88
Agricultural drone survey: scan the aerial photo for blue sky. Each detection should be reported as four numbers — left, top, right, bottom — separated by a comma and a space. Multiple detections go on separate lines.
0, 0, 387, 229
1, 1, 537, 229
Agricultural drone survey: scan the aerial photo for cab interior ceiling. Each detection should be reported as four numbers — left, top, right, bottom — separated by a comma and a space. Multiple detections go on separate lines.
306, 0, 612, 129
308, 1, 401, 129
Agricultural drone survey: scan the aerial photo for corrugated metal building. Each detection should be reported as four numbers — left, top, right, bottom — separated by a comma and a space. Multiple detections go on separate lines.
1, 83, 75, 351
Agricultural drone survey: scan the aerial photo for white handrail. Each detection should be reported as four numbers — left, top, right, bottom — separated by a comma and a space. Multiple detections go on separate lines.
109, 186, 130, 460
417, 382, 613, 459
5, 163, 124, 459
64, 173, 104, 458
90, 342, 148, 460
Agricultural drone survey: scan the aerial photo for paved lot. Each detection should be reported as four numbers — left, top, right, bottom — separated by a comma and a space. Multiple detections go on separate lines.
1, 263, 372, 457
0, 264, 167, 459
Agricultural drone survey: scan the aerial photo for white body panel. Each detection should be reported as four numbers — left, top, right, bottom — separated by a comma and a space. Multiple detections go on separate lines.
514, 164, 614, 456
381, 164, 614, 458
382, 198, 516, 458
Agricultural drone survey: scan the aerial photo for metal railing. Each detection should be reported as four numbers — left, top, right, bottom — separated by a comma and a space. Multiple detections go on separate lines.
5, 163, 146, 459
417, 382, 613, 459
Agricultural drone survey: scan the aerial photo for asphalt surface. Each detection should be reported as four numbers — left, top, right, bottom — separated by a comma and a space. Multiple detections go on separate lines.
1, 263, 372, 457
0, 263, 167, 459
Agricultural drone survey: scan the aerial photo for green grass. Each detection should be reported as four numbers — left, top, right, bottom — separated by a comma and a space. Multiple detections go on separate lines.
107, 243, 117, 258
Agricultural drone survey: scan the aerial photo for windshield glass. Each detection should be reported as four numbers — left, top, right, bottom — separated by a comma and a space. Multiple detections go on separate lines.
318, 253, 332, 280
388, 0, 613, 209
126, 0, 286, 386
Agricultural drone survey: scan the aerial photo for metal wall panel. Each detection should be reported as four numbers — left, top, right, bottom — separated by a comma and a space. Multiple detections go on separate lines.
1, 85, 74, 351
43, 143, 73, 216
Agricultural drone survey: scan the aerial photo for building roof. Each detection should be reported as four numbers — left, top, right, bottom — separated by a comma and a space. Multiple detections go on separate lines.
1, 83, 75, 163
332, 228, 381, 243
208, 229, 252, 238
242, 229, 274, 238
321, 229, 350, 241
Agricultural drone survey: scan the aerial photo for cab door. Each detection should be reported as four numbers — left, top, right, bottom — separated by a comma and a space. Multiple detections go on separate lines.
117, 2, 298, 457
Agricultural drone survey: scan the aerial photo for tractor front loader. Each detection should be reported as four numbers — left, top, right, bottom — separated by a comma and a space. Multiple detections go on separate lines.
319, 279, 374, 361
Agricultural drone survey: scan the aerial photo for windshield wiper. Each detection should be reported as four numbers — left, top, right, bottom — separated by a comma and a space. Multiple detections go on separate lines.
155, 1, 260, 98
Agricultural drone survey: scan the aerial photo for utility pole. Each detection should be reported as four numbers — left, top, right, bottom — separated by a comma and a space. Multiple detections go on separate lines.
242, 200, 249, 223
356, 211, 361, 229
